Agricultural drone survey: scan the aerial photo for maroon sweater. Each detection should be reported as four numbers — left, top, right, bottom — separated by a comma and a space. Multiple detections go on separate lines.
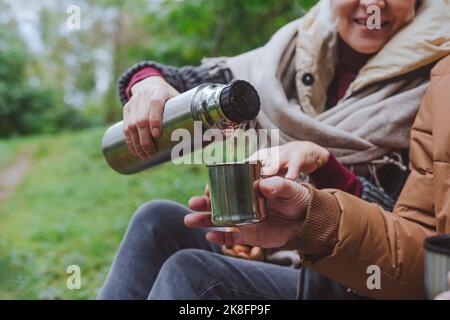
125, 38, 374, 196
310, 39, 375, 196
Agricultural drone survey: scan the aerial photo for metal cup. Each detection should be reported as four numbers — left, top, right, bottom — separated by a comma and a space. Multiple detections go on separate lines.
206, 161, 267, 226
424, 234, 450, 299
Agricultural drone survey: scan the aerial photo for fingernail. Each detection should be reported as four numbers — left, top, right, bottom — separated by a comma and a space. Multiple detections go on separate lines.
152, 128, 160, 137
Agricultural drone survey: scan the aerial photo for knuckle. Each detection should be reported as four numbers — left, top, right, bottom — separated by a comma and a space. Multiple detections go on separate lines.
128, 122, 137, 131
149, 119, 161, 128
141, 141, 153, 149
126, 96, 138, 108
149, 97, 165, 108
136, 119, 149, 129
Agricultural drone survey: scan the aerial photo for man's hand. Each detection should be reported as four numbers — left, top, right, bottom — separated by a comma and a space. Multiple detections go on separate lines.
185, 176, 310, 248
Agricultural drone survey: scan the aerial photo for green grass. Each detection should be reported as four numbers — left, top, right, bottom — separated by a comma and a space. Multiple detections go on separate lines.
0, 127, 207, 299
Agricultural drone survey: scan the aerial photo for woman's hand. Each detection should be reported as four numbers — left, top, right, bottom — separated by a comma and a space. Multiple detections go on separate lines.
123, 76, 179, 159
250, 141, 330, 180
185, 176, 310, 248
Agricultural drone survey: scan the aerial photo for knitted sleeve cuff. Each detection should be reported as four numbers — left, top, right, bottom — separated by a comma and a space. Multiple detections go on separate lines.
117, 61, 184, 106
117, 60, 234, 106
309, 153, 362, 197
124, 67, 163, 101
283, 184, 342, 258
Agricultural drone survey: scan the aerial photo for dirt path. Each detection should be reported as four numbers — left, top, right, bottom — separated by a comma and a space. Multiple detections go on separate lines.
0, 152, 33, 204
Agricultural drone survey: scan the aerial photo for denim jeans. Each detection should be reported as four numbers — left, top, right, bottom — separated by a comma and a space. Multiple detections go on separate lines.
97, 200, 297, 300
98, 200, 364, 300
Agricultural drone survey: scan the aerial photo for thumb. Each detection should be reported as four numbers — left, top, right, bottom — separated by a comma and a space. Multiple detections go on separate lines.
259, 176, 307, 200
259, 176, 310, 219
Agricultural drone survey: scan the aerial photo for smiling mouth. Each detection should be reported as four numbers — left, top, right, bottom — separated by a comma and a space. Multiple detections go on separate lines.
354, 18, 390, 28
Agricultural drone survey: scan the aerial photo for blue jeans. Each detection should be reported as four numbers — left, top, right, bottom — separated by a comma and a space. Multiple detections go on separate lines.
98, 200, 365, 300
97, 200, 298, 300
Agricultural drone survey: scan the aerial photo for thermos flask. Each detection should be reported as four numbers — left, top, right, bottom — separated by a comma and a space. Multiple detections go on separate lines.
102, 80, 261, 175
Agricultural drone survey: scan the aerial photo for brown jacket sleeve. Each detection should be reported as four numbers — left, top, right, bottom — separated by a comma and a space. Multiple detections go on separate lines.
287, 56, 450, 300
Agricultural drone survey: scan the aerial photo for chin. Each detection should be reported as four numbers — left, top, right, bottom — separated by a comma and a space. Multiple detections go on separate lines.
349, 40, 384, 54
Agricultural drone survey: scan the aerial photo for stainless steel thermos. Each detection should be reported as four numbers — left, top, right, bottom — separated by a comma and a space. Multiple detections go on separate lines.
102, 80, 260, 175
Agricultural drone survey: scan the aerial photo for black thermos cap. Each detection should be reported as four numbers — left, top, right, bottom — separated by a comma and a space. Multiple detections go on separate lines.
219, 80, 261, 123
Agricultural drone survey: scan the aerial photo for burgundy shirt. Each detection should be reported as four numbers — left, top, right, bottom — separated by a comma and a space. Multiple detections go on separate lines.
326, 37, 375, 108
124, 38, 375, 197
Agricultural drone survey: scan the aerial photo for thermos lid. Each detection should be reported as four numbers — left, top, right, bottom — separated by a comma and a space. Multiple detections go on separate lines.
220, 80, 261, 123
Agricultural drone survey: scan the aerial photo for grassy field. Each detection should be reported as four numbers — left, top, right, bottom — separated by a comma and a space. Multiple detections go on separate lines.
0, 127, 208, 299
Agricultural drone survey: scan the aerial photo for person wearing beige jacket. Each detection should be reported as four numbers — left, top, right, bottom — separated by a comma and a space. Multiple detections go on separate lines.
187, 54, 450, 300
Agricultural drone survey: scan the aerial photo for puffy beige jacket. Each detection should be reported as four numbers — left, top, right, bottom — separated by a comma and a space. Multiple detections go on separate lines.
289, 55, 450, 299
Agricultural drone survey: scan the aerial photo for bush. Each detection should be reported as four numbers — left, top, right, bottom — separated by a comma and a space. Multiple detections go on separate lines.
0, 31, 91, 138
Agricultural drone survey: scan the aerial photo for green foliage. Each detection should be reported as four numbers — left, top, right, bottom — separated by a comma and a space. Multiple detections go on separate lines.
0, 28, 90, 138
135, 0, 316, 66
